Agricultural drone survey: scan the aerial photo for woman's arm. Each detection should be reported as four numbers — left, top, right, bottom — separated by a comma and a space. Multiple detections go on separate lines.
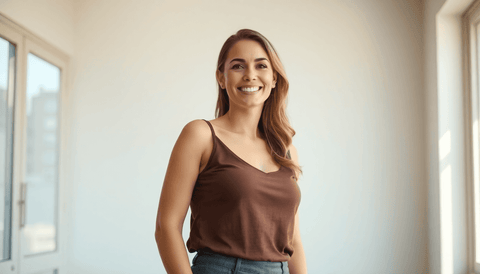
288, 211, 308, 274
155, 120, 210, 274
155, 228, 193, 274
287, 144, 308, 274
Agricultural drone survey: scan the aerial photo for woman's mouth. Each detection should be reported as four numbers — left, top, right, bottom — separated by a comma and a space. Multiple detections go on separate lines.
238, 86, 262, 92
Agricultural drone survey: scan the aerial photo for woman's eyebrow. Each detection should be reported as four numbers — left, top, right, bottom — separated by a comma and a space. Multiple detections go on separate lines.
229, 58, 269, 64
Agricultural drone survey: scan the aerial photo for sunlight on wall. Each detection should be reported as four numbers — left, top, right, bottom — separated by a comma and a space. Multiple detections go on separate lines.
439, 130, 451, 161
439, 130, 453, 274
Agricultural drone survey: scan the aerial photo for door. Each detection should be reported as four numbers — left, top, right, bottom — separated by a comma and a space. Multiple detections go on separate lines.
18, 38, 66, 274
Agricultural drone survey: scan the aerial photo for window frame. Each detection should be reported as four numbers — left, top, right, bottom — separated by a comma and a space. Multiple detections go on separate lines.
463, 1, 480, 273
0, 15, 22, 274
0, 13, 70, 274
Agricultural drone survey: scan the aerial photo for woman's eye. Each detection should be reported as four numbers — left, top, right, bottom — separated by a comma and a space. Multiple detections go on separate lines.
232, 64, 267, 69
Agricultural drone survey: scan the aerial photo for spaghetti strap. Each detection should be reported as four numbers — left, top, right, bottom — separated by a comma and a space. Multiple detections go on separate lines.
202, 119, 216, 146
199, 119, 217, 175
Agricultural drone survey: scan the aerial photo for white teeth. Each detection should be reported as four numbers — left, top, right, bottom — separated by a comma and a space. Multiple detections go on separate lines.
240, 86, 260, 92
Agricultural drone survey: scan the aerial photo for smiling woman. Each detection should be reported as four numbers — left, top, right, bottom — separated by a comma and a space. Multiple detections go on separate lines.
217, 39, 276, 110
155, 29, 306, 274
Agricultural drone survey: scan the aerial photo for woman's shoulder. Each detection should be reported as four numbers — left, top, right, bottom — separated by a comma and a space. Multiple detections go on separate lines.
173, 119, 214, 164
181, 119, 213, 140
177, 119, 217, 153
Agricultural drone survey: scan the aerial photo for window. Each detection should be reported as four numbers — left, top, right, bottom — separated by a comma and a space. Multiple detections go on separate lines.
43, 100, 57, 114
43, 133, 56, 147
43, 117, 57, 131
0, 14, 68, 274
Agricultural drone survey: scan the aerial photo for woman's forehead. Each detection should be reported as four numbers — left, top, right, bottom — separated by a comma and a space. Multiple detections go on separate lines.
227, 40, 268, 61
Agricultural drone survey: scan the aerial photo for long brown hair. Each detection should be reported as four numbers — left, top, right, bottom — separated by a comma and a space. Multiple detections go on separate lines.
215, 29, 303, 181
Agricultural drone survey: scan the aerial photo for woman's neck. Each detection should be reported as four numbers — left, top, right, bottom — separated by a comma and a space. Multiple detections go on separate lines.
223, 106, 263, 141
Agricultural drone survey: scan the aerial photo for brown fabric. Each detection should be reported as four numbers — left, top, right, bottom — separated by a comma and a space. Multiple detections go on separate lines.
186, 119, 301, 262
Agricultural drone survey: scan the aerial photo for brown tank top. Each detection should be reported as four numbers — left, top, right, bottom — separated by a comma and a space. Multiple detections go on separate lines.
186, 119, 301, 262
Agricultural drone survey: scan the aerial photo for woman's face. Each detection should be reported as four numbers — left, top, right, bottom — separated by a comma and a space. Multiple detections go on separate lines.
217, 39, 277, 108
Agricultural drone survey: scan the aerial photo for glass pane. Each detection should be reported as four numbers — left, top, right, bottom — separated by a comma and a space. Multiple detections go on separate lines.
0, 36, 15, 262
24, 53, 60, 255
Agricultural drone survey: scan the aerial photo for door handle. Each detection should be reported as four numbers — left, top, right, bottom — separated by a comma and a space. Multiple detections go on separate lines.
19, 182, 26, 229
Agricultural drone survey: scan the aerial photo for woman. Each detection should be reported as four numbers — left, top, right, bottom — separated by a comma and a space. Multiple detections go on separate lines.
155, 29, 307, 274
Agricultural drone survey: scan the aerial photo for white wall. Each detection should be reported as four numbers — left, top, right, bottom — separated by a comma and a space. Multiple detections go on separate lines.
2, 0, 431, 273
69, 1, 427, 273
0, 0, 75, 56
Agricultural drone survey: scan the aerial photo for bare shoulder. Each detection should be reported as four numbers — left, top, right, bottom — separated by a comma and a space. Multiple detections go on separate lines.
178, 119, 212, 162
181, 119, 211, 140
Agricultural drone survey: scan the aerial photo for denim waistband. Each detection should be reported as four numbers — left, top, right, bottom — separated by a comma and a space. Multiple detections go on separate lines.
194, 248, 289, 273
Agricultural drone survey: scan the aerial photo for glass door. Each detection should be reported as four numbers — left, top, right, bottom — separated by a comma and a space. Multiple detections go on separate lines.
18, 38, 67, 274
0, 17, 68, 274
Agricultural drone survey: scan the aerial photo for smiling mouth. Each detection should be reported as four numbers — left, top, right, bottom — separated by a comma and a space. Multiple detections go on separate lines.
238, 86, 262, 92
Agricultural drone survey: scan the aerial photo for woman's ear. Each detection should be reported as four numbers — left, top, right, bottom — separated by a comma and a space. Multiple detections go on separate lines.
216, 69, 225, 89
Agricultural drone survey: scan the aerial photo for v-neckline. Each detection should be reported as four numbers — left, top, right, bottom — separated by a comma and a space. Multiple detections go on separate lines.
214, 136, 283, 175
203, 119, 284, 175
205, 119, 282, 175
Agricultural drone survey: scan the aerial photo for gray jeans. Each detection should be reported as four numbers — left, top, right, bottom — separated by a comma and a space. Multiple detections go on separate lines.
191, 249, 290, 274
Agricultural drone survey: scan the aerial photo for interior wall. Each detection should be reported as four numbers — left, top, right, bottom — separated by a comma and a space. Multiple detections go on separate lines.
0, 0, 429, 273
0, 0, 75, 56
70, 0, 427, 273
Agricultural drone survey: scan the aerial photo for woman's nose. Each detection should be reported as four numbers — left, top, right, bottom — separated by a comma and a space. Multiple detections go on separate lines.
243, 67, 257, 81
